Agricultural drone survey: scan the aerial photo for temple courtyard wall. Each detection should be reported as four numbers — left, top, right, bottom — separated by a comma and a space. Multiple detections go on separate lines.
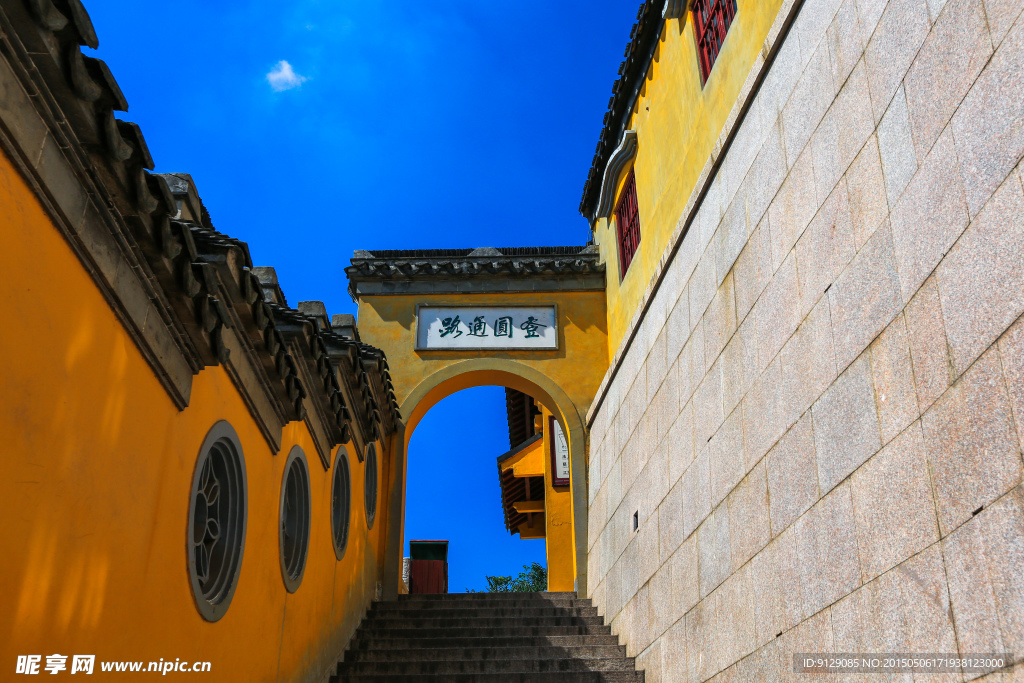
585, 0, 1024, 680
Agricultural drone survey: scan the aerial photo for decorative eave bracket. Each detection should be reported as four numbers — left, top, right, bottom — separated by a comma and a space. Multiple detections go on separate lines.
593, 130, 638, 222
664, 0, 689, 19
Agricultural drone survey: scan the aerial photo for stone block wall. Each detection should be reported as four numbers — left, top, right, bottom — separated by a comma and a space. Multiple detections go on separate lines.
585, 0, 1024, 680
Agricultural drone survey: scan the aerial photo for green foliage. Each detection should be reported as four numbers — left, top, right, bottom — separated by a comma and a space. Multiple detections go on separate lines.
466, 562, 547, 593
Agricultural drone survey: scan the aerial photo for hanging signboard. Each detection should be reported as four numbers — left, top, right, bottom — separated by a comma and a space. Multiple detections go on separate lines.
415, 305, 558, 351
549, 416, 570, 487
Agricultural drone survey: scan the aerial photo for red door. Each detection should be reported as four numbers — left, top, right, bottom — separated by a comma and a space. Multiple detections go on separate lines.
408, 559, 448, 594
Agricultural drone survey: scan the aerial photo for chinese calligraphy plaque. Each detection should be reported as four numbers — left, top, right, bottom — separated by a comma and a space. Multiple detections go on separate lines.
416, 306, 558, 350
549, 416, 570, 486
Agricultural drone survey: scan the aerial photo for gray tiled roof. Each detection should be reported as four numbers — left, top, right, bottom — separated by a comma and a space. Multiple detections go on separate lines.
346, 245, 605, 297
580, 0, 682, 220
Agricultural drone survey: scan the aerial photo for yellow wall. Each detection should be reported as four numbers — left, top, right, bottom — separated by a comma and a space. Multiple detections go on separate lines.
501, 438, 544, 479
494, 413, 575, 590
539, 407, 575, 592
0, 148, 384, 681
358, 291, 608, 593
359, 293, 608, 421
595, 0, 785, 351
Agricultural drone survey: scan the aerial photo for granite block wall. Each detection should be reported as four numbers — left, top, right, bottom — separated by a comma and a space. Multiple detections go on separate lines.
585, 0, 1024, 680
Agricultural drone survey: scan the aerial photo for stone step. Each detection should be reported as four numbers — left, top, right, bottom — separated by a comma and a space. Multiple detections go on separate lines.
369, 604, 599, 618
332, 672, 644, 683
355, 624, 611, 639
335, 592, 642, 681
396, 591, 579, 602
358, 615, 607, 629
384, 597, 591, 610
338, 657, 637, 675
343, 645, 628, 663
349, 634, 624, 650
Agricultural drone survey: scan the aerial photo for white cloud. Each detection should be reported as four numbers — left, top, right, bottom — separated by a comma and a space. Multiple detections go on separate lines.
266, 60, 307, 92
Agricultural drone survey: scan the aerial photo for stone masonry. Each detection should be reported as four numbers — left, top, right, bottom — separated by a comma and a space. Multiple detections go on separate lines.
586, 0, 1024, 680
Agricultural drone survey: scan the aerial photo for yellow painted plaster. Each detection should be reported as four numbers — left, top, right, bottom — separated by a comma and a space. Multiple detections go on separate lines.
359, 292, 608, 421
500, 438, 545, 478
539, 407, 575, 592
518, 515, 545, 540
513, 500, 545, 514
359, 290, 607, 593
595, 0, 785, 352
0, 148, 385, 681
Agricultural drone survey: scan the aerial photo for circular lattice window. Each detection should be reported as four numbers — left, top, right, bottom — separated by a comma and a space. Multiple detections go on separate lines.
331, 450, 351, 560
364, 443, 378, 529
188, 422, 247, 622
279, 446, 311, 592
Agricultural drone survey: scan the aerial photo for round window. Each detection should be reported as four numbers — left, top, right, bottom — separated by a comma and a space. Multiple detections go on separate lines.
188, 421, 247, 622
279, 446, 311, 592
331, 450, 351, 560
364, 443, 378, 529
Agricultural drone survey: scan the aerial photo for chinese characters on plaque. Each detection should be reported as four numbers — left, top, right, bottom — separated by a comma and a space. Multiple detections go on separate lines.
416, 306, 558, 350
550, 417, 570, 486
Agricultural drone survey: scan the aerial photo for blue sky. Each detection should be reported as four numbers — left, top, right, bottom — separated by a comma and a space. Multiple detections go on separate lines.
82, 0, 636, 591
405, 386, 547, 592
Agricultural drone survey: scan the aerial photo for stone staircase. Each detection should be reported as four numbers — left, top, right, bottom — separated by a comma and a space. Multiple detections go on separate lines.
331, 591, 645, 682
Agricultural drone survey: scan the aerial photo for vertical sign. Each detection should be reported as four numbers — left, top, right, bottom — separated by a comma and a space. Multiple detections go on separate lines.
549, 416, 570, 487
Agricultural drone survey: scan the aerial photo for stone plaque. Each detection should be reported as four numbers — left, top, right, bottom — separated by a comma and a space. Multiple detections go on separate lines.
415, 305, 558, 350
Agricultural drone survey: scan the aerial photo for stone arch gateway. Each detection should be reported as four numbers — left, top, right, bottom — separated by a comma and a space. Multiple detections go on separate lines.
390, 360, 591, 597
344, 246, 609, 598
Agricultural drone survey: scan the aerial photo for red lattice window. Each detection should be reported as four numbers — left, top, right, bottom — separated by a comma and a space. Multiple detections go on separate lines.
693, 0, 737, 83
615, 170, 641, 276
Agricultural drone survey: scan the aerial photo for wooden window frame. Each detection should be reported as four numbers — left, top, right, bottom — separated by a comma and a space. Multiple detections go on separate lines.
693, 0, 738, 83
330, 449, 351, 561
279, 446, 311, 593
364, 442, 378, 529
614, 169, 641, 277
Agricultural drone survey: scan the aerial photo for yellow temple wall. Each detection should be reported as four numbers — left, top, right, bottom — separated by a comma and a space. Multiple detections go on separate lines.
0, 147, 383, 682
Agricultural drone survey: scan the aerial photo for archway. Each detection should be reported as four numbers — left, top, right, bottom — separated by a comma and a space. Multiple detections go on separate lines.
381, 359, 589, 599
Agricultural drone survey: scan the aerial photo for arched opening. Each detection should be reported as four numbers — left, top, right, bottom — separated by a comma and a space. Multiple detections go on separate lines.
404, 386, 548, 592
381, 359, 589, 599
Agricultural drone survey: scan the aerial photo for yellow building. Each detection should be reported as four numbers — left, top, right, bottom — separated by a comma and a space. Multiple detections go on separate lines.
345, 247, 610, 596
0, 2, 399, 679
5, 0, 1023, 680
582, 0, 784, 353
494, 391, 577, 591
579, 0, 1024, 680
